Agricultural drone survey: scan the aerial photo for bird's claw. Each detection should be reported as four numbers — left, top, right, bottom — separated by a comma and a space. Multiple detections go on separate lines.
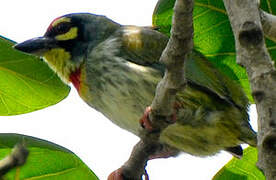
139, 106, 154, 131
140, 103, 180, 132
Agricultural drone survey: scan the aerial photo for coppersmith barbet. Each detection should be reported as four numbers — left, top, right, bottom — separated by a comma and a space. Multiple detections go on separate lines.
14, 13, 257, 158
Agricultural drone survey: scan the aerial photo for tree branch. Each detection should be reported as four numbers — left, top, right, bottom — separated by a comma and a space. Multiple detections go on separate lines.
260, 10, 276, 42
112, 0, 194, 179
0, 144, 29, 178
223, 0, 276, 179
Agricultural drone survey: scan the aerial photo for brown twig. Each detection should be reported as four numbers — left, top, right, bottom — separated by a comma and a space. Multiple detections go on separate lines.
117, 0, 194, 179
260, 10, 276, 43
223, 0, 276, 179
0, 143, 29, 178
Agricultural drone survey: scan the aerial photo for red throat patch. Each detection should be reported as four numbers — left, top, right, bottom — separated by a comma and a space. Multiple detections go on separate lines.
69, 68, 81, 92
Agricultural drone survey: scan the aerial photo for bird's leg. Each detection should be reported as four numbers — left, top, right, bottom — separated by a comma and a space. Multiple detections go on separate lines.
139, 102, 181, 131
139, 106, 154, 131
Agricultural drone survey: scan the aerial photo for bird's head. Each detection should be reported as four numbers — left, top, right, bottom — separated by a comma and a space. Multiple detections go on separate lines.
14, 13, 120, 83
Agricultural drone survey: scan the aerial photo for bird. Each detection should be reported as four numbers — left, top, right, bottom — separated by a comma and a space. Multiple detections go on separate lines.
14, 12, 257, 177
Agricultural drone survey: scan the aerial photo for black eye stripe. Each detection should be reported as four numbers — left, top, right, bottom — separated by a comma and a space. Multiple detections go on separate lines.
54, 22, 72, 34
45, 22, 72, 37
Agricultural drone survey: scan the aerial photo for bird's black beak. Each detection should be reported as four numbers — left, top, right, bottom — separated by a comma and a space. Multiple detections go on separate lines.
14, 37, 57, 56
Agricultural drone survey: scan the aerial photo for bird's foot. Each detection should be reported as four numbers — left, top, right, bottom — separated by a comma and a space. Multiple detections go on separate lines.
139, 103, 180, 132
108, 167, 149, 180
139, 106, 154, 131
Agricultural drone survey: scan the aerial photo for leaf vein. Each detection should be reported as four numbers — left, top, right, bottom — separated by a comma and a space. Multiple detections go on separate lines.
197, 19, 228, 35
205, 52, 236, 57
0, 90, 33, 110
14, 74, 51, 104
24, 167, 78, 180
194, 9, 212, 20
266, 0, 272, 14
268, 46, 276, 50
0, 59, 26, 65
195, 2, 227, 15
0, 66, 64, 89
233, 165, 260, 179
0, 93, 10, 114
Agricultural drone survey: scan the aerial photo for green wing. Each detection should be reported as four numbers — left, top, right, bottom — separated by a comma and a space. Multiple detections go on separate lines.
185, 52, 249, 110
113, 25, 168, 66
114, 26, 248, 109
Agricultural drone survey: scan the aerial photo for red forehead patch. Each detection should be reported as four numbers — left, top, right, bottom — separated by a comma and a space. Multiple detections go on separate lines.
47, 16, 63, 32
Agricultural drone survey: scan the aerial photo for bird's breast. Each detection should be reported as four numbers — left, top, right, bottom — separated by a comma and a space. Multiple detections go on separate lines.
83, 59, 162, 134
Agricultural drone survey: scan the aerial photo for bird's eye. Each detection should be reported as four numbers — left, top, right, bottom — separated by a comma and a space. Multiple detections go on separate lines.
55, 22, 72, 34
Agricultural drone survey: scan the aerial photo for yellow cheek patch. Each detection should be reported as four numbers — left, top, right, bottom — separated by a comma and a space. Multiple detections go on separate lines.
52, 17, 71, 27
55, 27, 78, 41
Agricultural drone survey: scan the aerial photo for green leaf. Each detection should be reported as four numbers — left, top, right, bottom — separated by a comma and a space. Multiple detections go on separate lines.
0, 133, 98, 180
153, 0, 276, 103
0, 36, 70, 115
213, 147, 265, 180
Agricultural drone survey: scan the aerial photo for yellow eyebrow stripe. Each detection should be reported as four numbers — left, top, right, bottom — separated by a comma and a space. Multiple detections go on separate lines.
52, 17, 71, 27
55, 27, 78, 41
